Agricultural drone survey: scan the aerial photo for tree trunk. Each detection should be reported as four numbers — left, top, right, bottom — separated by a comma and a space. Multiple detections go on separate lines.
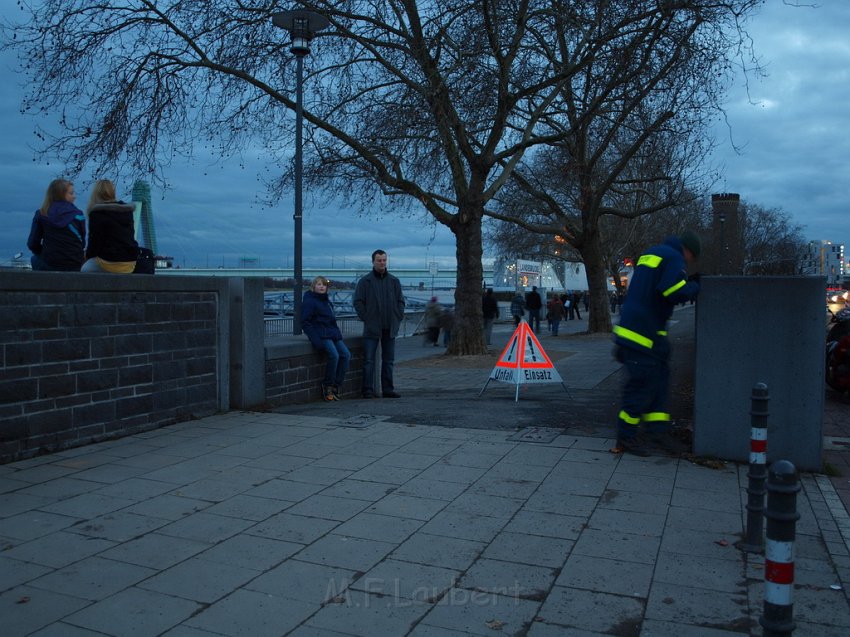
580, 231, 614, 334
447, 204, 487, 355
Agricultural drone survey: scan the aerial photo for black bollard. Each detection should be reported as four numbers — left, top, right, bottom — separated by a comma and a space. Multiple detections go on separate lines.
759, 460, 800, 637
742, 383, 769, 553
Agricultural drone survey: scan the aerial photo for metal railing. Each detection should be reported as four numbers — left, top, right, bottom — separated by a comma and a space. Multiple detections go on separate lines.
265, 311, 427, 338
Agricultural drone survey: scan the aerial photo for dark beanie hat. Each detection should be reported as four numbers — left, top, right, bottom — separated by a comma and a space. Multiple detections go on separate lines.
679, 230, 702, 258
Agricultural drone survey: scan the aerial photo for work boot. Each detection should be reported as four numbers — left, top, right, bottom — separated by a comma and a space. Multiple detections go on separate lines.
322, 385, 335, 402
615, 436, 651, 457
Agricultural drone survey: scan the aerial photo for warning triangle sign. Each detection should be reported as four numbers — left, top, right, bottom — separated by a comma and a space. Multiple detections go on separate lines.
479, 321, 568, 401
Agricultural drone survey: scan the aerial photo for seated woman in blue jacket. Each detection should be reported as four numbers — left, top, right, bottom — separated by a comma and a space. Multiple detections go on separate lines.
301, 276, 351, 401
27, 178, 86, 271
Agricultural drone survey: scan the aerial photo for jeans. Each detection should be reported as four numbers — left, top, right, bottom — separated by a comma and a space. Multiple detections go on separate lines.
319, 339, 351, 387
362, 329, 395, 395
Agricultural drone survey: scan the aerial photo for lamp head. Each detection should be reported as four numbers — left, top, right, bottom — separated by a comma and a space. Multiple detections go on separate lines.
272, 10, 330, 56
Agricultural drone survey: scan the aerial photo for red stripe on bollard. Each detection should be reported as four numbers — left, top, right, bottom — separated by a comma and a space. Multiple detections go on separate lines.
765, 559, 794, 585
750, 439, 767, 452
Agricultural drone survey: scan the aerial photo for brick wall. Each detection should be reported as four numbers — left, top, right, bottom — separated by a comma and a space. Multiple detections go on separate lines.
265, 338, 365, 405
0, 272, 229, 462
0, 271, 373, 464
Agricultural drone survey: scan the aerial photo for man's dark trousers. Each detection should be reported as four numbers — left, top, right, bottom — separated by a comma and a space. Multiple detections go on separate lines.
362, 329, 396, 396
617, 346, 670, 440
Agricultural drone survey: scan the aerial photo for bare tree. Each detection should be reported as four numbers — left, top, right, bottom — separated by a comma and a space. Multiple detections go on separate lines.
4, 0, 760, 351
485, 2, 758, 330
739, 202, 807, 275
487, 193, 707, 308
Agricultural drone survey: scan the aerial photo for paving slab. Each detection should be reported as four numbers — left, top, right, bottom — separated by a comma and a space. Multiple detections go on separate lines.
2, 308, 849, 636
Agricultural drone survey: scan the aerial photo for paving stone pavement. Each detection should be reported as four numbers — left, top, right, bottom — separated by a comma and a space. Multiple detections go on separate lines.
1, 306, 849, 636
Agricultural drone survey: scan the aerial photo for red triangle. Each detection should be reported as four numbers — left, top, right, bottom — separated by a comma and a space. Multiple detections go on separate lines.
495, 322, 555, 370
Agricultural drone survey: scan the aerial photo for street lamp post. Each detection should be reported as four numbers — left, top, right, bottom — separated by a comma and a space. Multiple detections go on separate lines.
272, 9, 329, 335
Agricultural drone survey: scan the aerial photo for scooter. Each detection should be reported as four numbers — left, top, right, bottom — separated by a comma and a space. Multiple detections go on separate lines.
826, 306, 850, 391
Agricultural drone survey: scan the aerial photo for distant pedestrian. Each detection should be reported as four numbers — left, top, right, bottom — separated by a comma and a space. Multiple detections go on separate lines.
440, 308, 454, 346
27, 178, 86, 271
482, 288, 499, 345
424, 296, 443, 346
547, 295, 565, 336
583, 292, 590, 313
612, 231, 702, 456
561, 292, 573, 320
302, 276, 351, 401
510, 292, 526, 326
572, 291, 582, 320
353, 249, 405, 398
525, 286, 543, 333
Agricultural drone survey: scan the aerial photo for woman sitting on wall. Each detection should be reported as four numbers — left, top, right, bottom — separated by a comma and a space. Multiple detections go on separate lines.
301, 276, 351, 401
81, 179, 139, 273
27, 178, 86, 271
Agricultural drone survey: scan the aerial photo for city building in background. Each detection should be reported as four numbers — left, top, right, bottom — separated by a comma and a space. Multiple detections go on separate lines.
491, 258, 618, 293
800, 240, 845, 285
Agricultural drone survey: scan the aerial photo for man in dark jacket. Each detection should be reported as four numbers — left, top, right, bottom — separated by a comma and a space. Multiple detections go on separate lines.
525, 286, 543, 333
612, 231, 702, 456
353, 249, 405, 398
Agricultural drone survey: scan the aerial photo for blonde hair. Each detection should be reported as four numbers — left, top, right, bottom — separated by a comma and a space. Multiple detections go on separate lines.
310, 276, 330, 291
87, 179, 117, 212
39, 179, 73, 215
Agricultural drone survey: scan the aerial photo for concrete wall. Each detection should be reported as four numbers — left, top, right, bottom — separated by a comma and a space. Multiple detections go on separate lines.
694, 276, 825, 470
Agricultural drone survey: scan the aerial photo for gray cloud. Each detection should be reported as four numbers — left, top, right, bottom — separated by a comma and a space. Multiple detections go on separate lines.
2, 2, 847, 268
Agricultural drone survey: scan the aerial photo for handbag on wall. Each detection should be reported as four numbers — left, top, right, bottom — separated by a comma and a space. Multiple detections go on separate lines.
133, 247, 156, 274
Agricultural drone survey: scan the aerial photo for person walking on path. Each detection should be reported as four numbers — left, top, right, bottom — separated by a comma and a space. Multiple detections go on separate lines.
561, 292, 572, 320
353, 249, 405, 398
81, 179, 139, 273
302, 276, 351, 401
525, 286, 543, 333
439, 308, 454, 347
547, 294, 565, 336
482, 288, 499, 345
424, 296, 443, 346
571, 291, 582, 320
27, 178, 86, 271
510, 292, 526, 326
612, 230, 702, 456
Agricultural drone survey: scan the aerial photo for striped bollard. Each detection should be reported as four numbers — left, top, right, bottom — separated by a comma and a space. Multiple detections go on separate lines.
759, 460, 800, 637
742, 383, 769, 553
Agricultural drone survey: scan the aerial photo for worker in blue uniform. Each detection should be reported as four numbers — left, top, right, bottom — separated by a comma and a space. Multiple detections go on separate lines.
612, 231, 702, 456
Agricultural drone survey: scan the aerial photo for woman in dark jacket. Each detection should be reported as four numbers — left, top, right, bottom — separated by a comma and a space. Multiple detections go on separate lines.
81, 179, 139, 273
27, 178, 86, 271
301, 276, 351, 401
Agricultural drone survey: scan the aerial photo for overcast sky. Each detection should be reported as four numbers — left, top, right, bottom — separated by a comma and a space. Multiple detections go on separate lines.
1, 1, 847, 270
